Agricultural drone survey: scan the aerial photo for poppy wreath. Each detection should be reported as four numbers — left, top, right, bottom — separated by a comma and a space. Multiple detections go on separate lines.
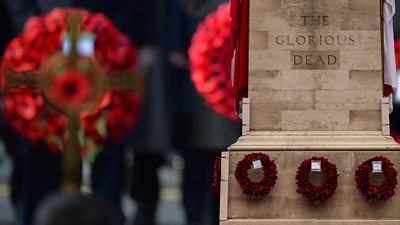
210, 154, 221, 196
355, 156, 398, 201
188, 3, 237, 120
295, 157, 338, 201
1, 8, 140, 157
234, 152, 278, 197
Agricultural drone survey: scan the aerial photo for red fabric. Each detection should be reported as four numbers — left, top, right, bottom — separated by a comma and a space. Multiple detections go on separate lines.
387, 39, 400, 97
395, 39, 400, 69
384, 84, 395, 97
388, 39, 400, 97
231, 0, 249, 114
391, 129, 400, 144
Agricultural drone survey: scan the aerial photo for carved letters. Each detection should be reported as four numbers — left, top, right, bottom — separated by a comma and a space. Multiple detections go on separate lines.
273, 15, 347, 69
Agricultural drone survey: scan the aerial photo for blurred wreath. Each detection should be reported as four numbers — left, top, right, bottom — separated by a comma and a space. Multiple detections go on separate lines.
1, 8, 141, 158
189, 3, 237, 120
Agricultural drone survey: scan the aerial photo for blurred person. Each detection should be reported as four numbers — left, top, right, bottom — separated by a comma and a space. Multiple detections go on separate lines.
35, 194, 118, 225
394, 1, 400, 39
0, 3, 60, 225
390, 3, 400, 139
127, 0, 240, 224
162, 0, 241, 224
0, 0, 24, 210
124, 1, 168, 224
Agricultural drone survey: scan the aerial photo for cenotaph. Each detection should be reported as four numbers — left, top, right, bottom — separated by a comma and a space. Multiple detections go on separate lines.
220, 0, 400, 224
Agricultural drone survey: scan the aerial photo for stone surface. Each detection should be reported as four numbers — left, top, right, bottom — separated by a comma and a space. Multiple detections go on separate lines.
225, 150, 400, 220
222, 0, 398, 224
221, 220, 400, 225
228, 131, 400, 151
349, 71, 382, 90
348, 0, 380, 11
248, 0, 383, 132
249, 32, 269, 50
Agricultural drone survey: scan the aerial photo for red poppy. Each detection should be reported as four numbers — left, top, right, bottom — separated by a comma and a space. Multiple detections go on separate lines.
49, 70, 93, 107
15, 93, 37, 120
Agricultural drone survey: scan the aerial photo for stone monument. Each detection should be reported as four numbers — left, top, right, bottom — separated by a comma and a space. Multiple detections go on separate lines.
220, 0, 400, 224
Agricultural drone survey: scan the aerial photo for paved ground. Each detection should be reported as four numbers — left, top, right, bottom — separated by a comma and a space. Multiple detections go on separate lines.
0, 147, 186, 225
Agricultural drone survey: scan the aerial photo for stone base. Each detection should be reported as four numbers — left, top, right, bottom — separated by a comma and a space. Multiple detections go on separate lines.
228, 131, 400, 151
220, 131, 400, 224
221, 220, 400, 225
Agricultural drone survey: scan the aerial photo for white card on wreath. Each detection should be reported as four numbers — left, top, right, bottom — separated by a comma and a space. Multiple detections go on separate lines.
252, 159, 262, 169
311, 160, 321, 172
372, 161, 382, 173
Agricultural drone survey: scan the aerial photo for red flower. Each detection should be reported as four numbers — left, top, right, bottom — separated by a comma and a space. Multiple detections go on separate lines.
2, 36, 37, 73
106, 92, 140, 141
189, 3, 237, 120
80, 91, 140, 144
49, 70, 93, 107
2, 89, 66, 142
15, 93, 37, 120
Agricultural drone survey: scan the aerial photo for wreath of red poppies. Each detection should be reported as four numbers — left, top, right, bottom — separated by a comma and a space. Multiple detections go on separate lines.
295, 157, 338, 201
355, 156, 398, 201
210, 155, 221, 196
234, 152, 278, 197
1, 8, 140, 156
188, 3, 237, 120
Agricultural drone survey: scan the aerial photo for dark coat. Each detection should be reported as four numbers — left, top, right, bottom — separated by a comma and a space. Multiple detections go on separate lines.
165, 0, 241, 151
395, 1, 400, 39
179, 0, 226, 19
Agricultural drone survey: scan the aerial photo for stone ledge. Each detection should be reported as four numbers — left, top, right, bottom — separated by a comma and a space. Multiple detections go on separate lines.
229, 131, 400, 151
221, 220, 400, 225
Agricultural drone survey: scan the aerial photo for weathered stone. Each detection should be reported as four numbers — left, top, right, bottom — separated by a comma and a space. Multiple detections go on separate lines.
250, 32, 269, 50
349, 110, 381, 125
250, 0, 281, 14
291, 50, 340, 70
269, 31, 380, 51
348, 0, 380, 12
341, 50, 382, 70
249, 50, 291, 71
224, 0, 398, 224
315, 90, 381, 104
349, 70, 382, 90
226, 151, 400, 220
249, 70, 281, 91
250, 90, 315, 104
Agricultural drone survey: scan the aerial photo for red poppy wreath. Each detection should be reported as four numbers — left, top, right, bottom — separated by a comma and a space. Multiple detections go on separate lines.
1, 8, 140, 156
234, 152, 278, 197
355, 156, 398, 201
210, 154, 221, 196
295, 157, 338, 201
188, 3, 237, 120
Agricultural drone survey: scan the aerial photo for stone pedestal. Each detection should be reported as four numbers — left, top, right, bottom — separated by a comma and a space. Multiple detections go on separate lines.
221, 0, 400, 224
